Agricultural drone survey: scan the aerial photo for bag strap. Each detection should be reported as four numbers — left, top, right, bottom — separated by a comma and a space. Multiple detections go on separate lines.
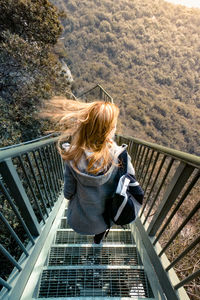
103, 148, 129, 234
117, 149, 128, 178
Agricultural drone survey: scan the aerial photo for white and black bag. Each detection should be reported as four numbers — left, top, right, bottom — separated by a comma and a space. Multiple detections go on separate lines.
103, 149, 144, 228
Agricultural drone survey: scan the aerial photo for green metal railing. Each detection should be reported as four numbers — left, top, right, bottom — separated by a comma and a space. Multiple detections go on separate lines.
0, 136, 63, 299
116, 134, 200, 300
78, 84, 113, 103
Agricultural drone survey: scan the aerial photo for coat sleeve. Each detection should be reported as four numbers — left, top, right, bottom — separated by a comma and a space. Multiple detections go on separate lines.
64, 163, 77, 200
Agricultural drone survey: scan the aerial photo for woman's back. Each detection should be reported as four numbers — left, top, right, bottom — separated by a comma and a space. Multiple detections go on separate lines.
63, 142, 128, 235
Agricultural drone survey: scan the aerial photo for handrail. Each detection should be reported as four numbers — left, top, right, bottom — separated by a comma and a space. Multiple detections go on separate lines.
0, 133, 57, 151
116, 134, 199, 299
78, 84, 113, 103
117, 135, 200, 168
0, 136, 59, 162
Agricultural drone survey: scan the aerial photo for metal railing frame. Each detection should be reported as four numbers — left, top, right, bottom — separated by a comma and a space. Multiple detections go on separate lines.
0, 136, 64, 299
78, 84, 113, 103
0, 133, 57, 151
0, 83, 199, 299
116, 134, 200, 300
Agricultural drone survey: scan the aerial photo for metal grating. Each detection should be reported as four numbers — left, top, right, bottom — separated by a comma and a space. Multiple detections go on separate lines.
48, 246, 141, 266
59, 218, 71, 229
55, 230, 134, 244
59, 218, 130, 230
38, 269, 153, 298
63, 208, 68, 217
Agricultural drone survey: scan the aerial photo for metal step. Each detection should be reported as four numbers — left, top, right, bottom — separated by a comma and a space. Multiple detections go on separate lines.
48, 245, 141, 266
54, 229, 135, 244
38, 267, 153, 298
35, 208, 155, 299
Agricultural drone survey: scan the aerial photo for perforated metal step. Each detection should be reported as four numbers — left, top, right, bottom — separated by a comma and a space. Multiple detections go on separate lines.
48, 245, 141, 266
55, 229, 134, 244
36, 210, 155, 299
38, 268, 153, 298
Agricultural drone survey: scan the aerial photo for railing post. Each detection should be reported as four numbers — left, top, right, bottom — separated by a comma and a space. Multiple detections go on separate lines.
147, 162, 194, 236
99, 86, 103, 99
0, 159, 41, 237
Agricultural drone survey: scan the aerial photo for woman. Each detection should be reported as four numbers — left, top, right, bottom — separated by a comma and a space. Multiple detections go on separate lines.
42, 98, 135, 243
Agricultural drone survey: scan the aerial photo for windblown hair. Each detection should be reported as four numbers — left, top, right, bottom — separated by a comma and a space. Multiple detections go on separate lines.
41, 97, 119, 174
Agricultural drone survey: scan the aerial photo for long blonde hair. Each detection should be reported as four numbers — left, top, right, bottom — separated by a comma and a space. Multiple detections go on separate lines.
41, 97, 119, 174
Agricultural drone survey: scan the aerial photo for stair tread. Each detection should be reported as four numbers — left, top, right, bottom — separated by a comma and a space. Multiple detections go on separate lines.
37, 297, 155, 300
48, 245, 141, 266
36, 212, 154, 299
54, 230, 134, 244
38, 268, 154, 299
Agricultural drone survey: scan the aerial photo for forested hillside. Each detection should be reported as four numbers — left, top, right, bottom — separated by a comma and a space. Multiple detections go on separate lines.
0, 0, 71, 147
52, 0, 200, 155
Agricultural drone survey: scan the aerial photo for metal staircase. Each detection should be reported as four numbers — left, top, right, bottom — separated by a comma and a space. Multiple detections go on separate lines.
0, 85, 199, 300
21, 200, 156, 299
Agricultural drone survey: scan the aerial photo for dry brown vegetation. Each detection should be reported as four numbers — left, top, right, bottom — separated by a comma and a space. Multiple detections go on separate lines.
52, 0, 200, 156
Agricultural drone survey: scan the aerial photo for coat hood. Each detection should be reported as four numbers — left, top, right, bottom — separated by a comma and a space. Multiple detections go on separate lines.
62, 141, 127, 187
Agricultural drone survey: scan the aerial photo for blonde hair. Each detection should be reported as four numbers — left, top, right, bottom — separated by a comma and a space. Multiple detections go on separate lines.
41, 97, 119, 174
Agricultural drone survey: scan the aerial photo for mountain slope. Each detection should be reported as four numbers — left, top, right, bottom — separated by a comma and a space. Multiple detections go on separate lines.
52, 0, 200, 155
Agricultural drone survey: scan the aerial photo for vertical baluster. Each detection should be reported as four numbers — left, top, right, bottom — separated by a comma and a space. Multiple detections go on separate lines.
52, 143, 63, 185
26, 152, 48, 218
0, 277, 12, 291
42, 147, 57, 201
159, 199, 200, 257
132, 142, 138, 166
138, 147, 149, 182
0, 212, 29, 257
147, 162, 194, 236
141, 150, 154, 187
52, 143, 62, 189
49, 144, 59, 193
0, 244, 22, 271
166, 235, 200, 272
136, 146, 146, 175
174, 270, 200, 290
47, 145, 59, 194
143, 156, 171, 225
38, 148, 54, 207
143, 152, 160, 194
134, 145, 142, 174
33, 151, 51, 211
18, 154, 45, 223
0, 160, 40, 236
140, 152, 160, 217
58, 155, 64, 181
0, 179, 35, 245
100, 87, 102, 100
53, 142, 62, 180
153, 170, 200, 246
127, 140, 135, 163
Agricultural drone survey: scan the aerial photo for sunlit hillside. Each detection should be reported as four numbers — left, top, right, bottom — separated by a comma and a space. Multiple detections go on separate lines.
52, 0, 200, 155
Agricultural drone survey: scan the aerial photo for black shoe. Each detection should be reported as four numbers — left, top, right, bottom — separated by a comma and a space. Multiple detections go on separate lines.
93, 231, 106, 244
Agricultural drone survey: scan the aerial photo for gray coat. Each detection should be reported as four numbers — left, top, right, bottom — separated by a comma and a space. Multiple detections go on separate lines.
63, 142, 135, 235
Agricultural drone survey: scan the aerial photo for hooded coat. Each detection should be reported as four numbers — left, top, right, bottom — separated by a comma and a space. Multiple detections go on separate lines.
63, 141, 135, 235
